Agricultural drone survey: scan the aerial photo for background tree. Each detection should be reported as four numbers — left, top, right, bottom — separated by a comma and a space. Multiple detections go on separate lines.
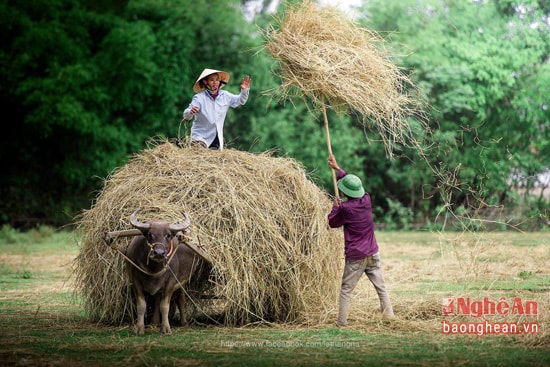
0, 0, 365, 226
1, 0, 547, 229
361, 0, 549, 229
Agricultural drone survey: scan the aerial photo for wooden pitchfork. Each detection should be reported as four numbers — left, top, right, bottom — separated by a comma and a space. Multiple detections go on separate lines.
321, 94, 339, 199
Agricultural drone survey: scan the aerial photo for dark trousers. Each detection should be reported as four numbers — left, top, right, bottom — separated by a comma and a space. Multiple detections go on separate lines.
191, 134, 220, 150
208, 134, 220, 149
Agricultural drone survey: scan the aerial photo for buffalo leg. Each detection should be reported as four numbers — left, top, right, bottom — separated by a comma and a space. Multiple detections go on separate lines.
135, 289, 147, 336
176, 288, 188, 326
151, 295, 161, 326
159, 292, 172, 334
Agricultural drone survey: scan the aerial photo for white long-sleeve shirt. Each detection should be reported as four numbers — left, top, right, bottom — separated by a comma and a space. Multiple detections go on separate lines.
183, 88, 250, 150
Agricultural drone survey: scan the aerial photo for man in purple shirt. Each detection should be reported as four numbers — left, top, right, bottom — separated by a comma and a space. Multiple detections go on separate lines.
327, 155, 394, 327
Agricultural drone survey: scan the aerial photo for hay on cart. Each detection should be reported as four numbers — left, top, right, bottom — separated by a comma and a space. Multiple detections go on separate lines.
73, 140, 342, 326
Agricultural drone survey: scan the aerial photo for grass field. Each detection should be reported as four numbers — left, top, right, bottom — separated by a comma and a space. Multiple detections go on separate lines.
0, 227, 548, 366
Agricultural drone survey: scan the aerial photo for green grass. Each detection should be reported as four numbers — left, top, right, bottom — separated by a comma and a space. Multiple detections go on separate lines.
1, 298, 546, 367
1, 307, 546, 367
0, 228, 548, 366
415, 275, 549, 293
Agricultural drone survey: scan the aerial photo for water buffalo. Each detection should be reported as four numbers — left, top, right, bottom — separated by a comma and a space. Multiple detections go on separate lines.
126, 209, 199, 335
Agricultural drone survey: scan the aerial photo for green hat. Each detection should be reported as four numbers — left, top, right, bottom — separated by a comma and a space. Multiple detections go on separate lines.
337, 174, 365, 198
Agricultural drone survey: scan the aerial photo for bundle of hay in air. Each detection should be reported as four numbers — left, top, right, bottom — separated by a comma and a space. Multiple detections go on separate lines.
262, 0, 427, 154
73, 140, 342, 326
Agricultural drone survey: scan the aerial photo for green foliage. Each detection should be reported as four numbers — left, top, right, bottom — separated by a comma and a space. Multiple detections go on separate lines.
363, 0, 549, 229
0, 225, 20, 244
0, 0, 548, 229
27, 225, 56, 242
0, 224, 58, 246
381, 198, 414, 230
21, 270, 33, 279
0, 0, 259, 226
518, 270, 533, 280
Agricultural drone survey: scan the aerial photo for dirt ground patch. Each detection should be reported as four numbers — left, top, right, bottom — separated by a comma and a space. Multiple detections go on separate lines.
1, 231, 547, 346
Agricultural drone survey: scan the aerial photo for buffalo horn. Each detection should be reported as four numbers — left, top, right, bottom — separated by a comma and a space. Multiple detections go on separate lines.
169, 211, 190, 233
129, 209, 151, 231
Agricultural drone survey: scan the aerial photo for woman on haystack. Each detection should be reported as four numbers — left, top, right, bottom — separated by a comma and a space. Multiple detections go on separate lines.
183, 68, 251, 150
327, 154, 394, 327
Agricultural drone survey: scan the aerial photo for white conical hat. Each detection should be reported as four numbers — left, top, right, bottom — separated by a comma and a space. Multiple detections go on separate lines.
193, 68, 230, 93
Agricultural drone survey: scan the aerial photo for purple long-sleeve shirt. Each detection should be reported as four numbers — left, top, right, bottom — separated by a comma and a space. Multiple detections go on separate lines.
328, 168, 379, 261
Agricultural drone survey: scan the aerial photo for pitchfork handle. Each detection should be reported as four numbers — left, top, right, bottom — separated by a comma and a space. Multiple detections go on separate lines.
321, 94, 340, 199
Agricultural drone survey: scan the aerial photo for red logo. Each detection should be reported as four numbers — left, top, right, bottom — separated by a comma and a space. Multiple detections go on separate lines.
442, 297, 538, 317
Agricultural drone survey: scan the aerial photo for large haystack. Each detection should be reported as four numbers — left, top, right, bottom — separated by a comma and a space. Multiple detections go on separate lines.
73, 140, 342, 326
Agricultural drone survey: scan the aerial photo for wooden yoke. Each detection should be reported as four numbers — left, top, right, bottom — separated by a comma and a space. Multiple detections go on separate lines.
102, 228, 213, 264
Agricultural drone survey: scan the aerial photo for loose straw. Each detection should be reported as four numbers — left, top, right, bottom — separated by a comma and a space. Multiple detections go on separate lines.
262, 0, 428, 157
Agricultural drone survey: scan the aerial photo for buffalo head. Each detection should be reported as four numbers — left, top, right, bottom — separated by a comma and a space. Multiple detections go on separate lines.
129, 209, 191, 261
